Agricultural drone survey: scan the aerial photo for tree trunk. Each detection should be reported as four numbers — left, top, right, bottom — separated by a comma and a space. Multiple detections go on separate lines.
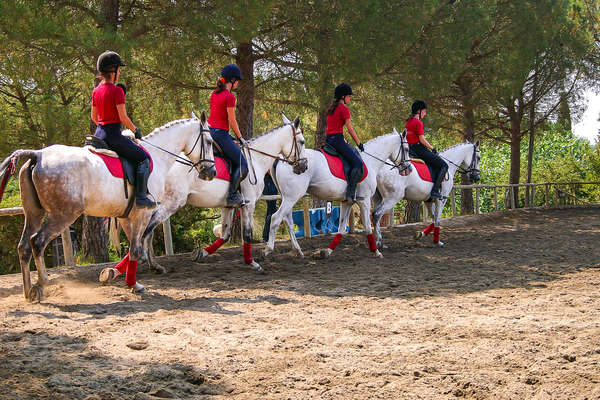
457, 76, 475, 214
509, 132, 521, 208
230, 41, 255, 243
526, 71, 538, 207
404, 201, 421, 223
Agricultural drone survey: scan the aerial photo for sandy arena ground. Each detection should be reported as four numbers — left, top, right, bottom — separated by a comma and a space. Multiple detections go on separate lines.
1, 206, 599, 400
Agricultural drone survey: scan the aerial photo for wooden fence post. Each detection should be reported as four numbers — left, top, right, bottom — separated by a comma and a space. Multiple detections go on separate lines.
302, 196, 312, 238
163, 218, 174, 256
531, 186, 536, 208
493, 187, 498, 211
475, 187, 480, 214
61, 228, 75, 267
450, 189, 456, 217
510, 186, 516, 209
545, 184, 550, 208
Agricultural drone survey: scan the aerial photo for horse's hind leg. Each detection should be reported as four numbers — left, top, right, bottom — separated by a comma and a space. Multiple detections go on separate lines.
195, 208, 234, 261
372, 197, 398, 248
358, 199, 383, 258
323, 202, 352, 257
264, 196, 300, 257
283, 211, 304, 258
29, 213, 78, 301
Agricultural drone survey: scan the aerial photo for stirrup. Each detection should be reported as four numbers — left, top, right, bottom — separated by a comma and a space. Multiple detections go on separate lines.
226, 192, 245, 208
136, 196, 157, 208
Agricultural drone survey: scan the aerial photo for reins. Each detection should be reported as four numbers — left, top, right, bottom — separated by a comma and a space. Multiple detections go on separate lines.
361, 130, 411, 173
437, 143, 479, 175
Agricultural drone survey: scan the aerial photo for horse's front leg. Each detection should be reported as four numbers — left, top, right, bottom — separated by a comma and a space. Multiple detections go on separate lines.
264, 196, 302, 258
358, 199, 383, 258
323, 202, 352, 257
416, 201, 436, 241
126, 216, 153, 294
241, 203, 263, 273
195, 208, 234, 261
372, 196, 398, 249
432, 199, 447, 247
100, 218, 134, 284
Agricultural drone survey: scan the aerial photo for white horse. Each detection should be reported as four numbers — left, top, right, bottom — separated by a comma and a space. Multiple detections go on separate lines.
0, 113, 216, 301
372, 141, 480, 247
264, 129, 412, 258
128, 113, 307, 274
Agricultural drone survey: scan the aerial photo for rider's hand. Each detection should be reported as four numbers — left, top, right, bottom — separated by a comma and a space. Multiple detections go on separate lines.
238, 137, 247, 147
358, 143, 365, 152
431, 147, 438, 154
134, 127, 142, 139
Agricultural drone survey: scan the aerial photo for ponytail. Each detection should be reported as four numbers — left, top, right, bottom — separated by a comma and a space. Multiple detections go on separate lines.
327, 99, 341, 115
215, 77, 227, 93
406, 113, 418, 122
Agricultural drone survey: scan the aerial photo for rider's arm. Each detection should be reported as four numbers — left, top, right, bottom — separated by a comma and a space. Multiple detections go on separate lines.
419, 134, 434, 151
91, 106, 98, 125
227, 107, 243, 139
116, 104, 137, 132
344, 119, 361, 145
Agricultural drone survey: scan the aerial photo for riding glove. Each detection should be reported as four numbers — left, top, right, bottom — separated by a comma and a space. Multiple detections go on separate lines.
238, 137, 248, 147
134, 127, 142, 139
432, 147, 438, 154
358, 143, 365, 152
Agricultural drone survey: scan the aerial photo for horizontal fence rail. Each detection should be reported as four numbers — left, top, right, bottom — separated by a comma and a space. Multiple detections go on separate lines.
2, 181, 598, 263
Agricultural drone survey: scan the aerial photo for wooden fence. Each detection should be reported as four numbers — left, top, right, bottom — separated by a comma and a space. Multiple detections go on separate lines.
1, 181, 598, 264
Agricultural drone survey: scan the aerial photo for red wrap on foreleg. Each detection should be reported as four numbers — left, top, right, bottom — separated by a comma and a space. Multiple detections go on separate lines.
205, 238, 226, 254
114, 253, 130, 274
423, 223, 435, 236
328, 233, 343, 250
243, 242, 253, 264
366, 233, 377, 252
125, 259, 138, 287
433, 227, 440, 244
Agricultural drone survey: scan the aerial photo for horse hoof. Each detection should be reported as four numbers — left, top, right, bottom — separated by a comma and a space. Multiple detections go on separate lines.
250, 261, 265, 274
436, 241, 445, 247
322, 248, 333, 258
374, 249, 384, 258
382, 244, 388, 249
263, 248, 272, 258
28, 285, 44, 303
152, 264, 167, 275
297, 250, 305, 259
99, 268, 118, 284
193, 249, 209, 262
415, 231, 424, 240
130, 283, 146, 294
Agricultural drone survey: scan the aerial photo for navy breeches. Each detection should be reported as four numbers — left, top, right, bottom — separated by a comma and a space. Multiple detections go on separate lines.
409, 143, 448, 176
94, 123, 149, 164
210, 128, 248, 178
326, 133, 363, 171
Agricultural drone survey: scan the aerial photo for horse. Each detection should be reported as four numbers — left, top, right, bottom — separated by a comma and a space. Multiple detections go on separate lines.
0, 113, 216, 301
263, 128, 412, 259
372, 141, 481, 247
119, 113, 307, 275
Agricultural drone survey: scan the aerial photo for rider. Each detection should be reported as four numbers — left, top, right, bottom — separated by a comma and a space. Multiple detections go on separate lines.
208, 64, 248, 207
326, 83, 365, 201
405, 100, 448, 199
91, 50, 156, 208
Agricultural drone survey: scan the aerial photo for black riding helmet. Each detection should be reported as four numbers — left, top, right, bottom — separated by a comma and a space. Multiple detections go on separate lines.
334, 83, 353, 100
97, 50, 125, 73
221, 64, 242, 82
411, 100, 427, 115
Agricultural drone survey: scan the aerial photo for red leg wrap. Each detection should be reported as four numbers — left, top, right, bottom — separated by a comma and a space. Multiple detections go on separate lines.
328, 233, 343, 250
205, 238, 226, 254
423, 223, 435, 236
433, 227, 440, 244
114, 253, 130, 274
125, 260, 138, 287
243, 242, 253, 264
366, 233, 377, 252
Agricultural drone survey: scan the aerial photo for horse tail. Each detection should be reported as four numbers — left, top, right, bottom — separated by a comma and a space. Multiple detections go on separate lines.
270, 159, 281, 193
0, 150, 38, 202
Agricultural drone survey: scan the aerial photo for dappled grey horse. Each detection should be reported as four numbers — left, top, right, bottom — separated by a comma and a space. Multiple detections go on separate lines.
0, 113, 215, 301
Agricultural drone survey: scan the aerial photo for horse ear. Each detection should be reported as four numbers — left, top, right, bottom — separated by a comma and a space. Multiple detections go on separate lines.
392, 127, 398, 134
191, 111, 197, 119
475, 140, 480, 148
294, 115, 300, 129
282, 112, 291, 124
201, 111, 207, 124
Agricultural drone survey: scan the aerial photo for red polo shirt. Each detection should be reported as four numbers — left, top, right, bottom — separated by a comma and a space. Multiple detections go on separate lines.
208, 90, 236, 130
405, 117, 424, 145
326, 103, 351, 134
92, 82, 125, 125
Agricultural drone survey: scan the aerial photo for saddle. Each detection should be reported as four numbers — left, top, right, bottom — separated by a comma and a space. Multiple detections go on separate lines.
319, 143, 367, 182
213, 146, 232, 182
84, 135, 153, 217
407, 147, 434, 182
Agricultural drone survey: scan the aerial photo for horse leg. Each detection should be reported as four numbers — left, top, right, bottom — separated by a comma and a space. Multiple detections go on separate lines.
433, 199, 447, 247
283, 211, 304, 258
323, 202, 352, 257
17, 163, 45, 300
358, 199, 383, 258
416, 201, 436, 241
241, 203, 263, 273
29, 213, 77, 302
100, 218, 134, 283
372, 197, 398, 249
195, 208, 234, 261
140, 210, 168, 275
264, 196, 299, 257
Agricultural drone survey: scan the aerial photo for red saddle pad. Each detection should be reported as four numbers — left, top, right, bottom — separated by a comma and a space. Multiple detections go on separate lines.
215, 156, 231, 181
411, 159, 432, 182
319, 149, 367, 182
89, 146, 153, 179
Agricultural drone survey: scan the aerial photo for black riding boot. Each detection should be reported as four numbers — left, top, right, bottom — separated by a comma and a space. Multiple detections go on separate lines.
345, 168, 364, 202
135, 159, 156, 208
430, 165, 448, 199
226, 166, 245, 207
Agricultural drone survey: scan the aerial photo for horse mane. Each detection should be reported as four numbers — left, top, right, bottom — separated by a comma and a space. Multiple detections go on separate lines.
248, 123, 288, 143
145, 118, 196, 139
441, 141, 472, 153
365, 132, 398, 145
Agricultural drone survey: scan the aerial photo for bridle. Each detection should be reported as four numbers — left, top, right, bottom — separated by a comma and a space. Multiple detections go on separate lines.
437, 143, 480, 181
243, 123, 308, 184
140, 123, 215, 176
361, 130, 412, 174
